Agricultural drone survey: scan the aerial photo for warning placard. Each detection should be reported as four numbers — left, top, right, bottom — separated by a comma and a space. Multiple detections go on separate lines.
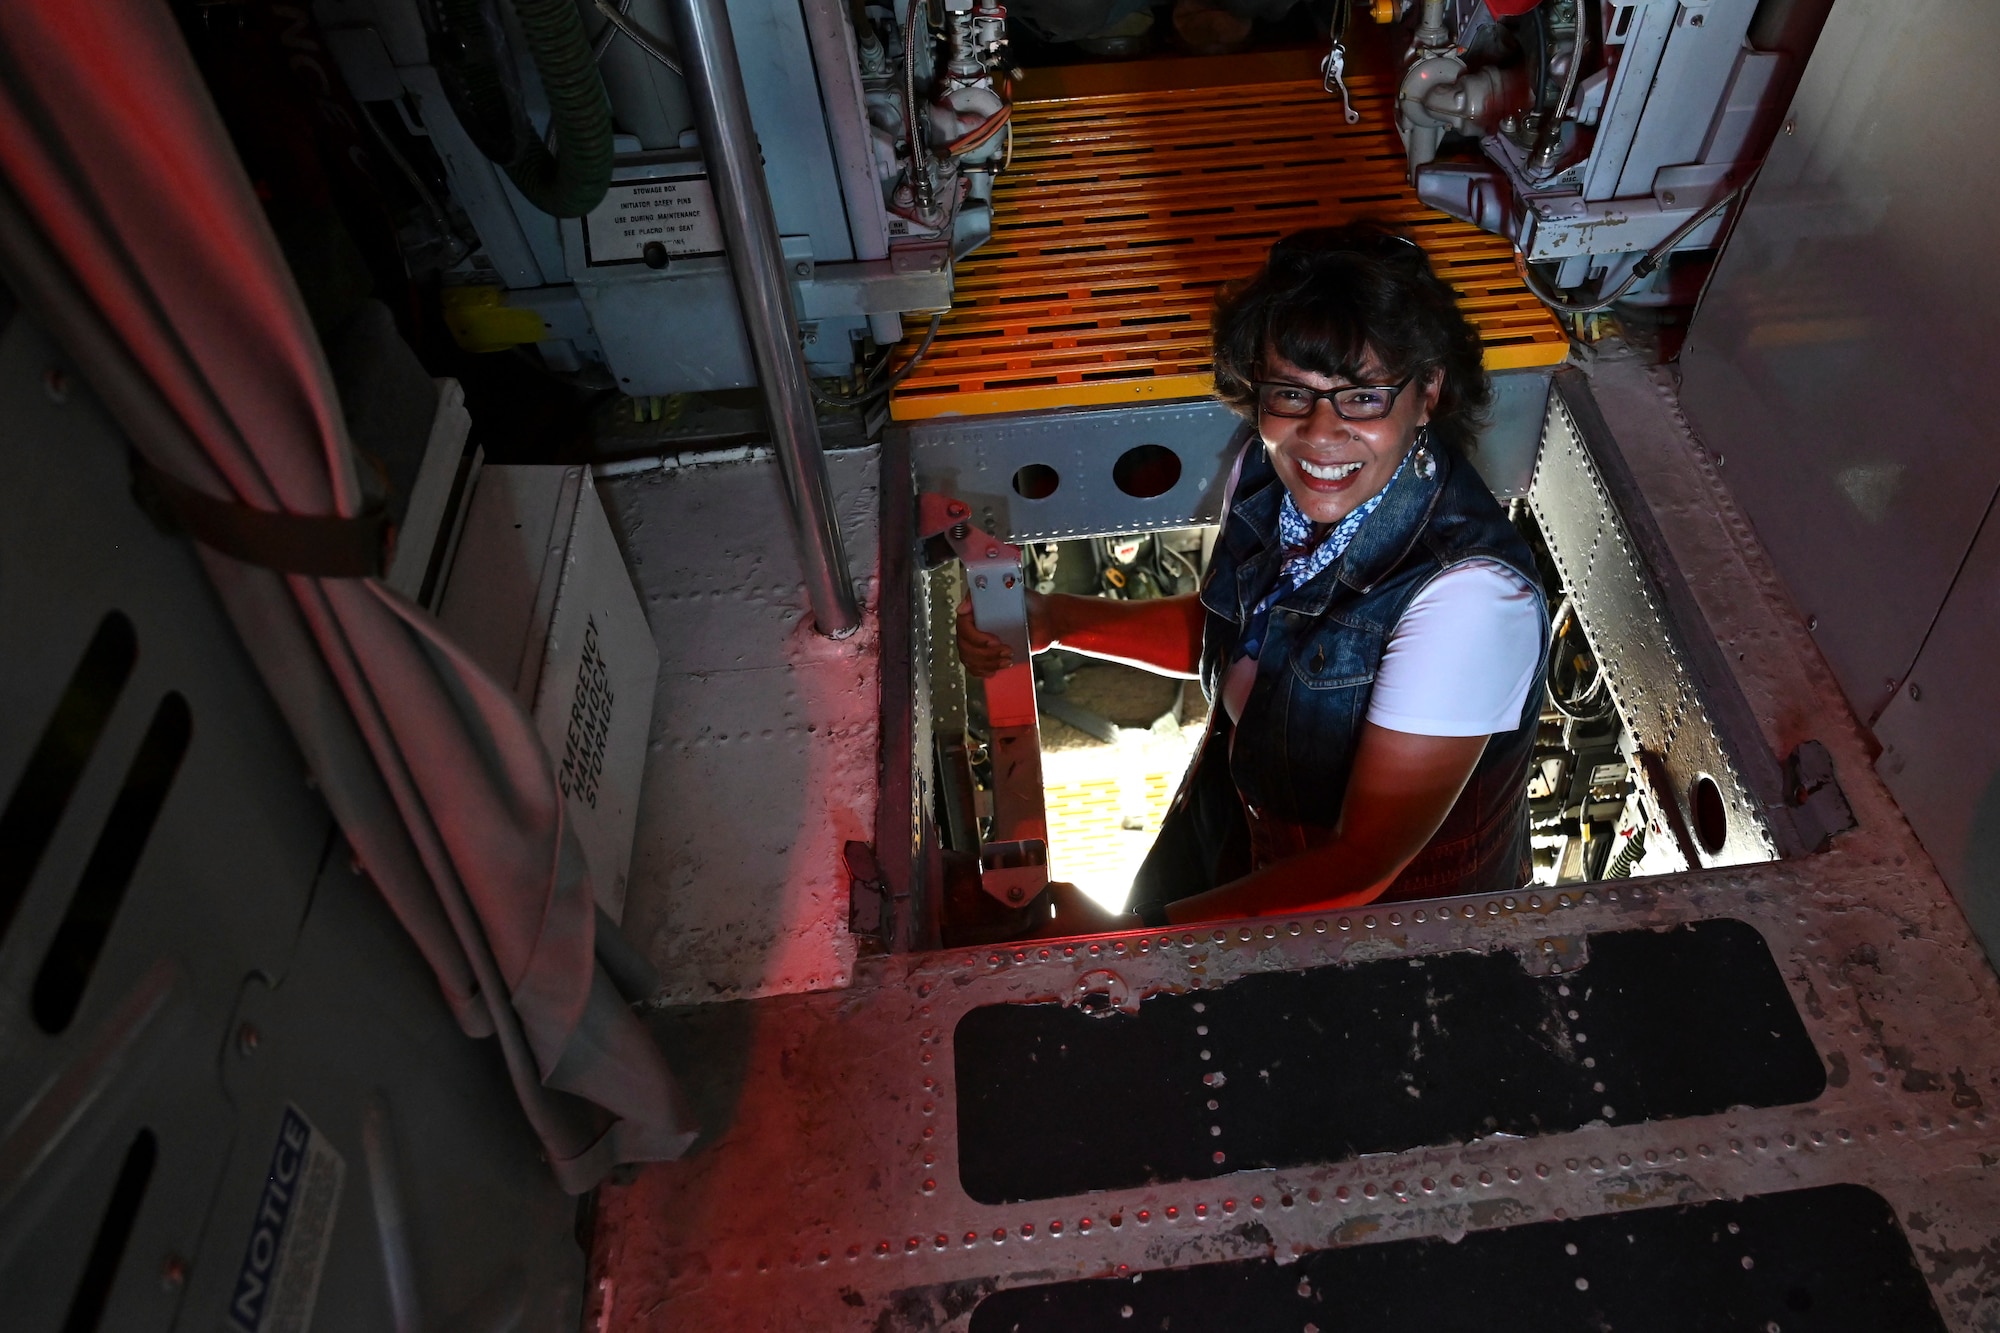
584, 175, 725, 264
228, 1104, 345, 1333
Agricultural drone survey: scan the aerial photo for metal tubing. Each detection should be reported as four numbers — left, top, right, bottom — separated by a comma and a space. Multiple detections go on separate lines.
1526, 17, 1590, 179
663, 0, 862, 636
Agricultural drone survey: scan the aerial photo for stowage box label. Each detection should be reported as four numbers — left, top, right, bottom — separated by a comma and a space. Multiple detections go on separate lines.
229, 1104, 346, 1333
559, 612, 614, 809
585, 176, 725, 264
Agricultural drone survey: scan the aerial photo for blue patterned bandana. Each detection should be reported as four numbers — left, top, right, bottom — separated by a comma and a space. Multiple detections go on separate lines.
1239, 452, 1410, 658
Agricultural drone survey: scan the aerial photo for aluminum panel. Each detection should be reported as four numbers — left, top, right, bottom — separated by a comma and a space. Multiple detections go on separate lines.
586, 862, 2000, 1331
1472, 367, 1553, 499
1580, 0, 1678, 203
0, 307, 576, 1329
600, 446, 881, 1002
1873, 495, 2000, 965
1677, 0, 2000, 724
902, 372, 1553, 545
1610, 0, 1760, 200
187, 855, 587, 1333
797, 0, 889, 262
596, 0, 699, 149
1531, 382, 1775, 869
729, 0, 856, 261
970, 1185, 1943, 1331
578, 260, 759, 393
906, 399, 1245, 544
0, 312, 331, 1331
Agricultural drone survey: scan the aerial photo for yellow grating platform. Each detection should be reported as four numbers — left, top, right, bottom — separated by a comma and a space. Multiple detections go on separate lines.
1045, 768, 1176, 907
890, 64, 1569, 421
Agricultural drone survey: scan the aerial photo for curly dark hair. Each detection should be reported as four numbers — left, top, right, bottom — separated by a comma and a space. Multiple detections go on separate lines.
1211, 224, 1491, 453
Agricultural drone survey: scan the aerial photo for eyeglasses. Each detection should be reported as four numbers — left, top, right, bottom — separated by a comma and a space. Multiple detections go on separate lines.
1252, 375, 1413, 422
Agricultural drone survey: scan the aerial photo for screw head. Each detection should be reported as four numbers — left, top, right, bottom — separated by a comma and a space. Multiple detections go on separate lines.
793, 261, 810, 277
1007, 886, 1023, 902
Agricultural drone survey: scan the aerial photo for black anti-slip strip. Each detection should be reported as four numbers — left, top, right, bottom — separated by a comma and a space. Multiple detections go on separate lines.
955, 919, 1824, 1204
968, 1184, 1943, 1332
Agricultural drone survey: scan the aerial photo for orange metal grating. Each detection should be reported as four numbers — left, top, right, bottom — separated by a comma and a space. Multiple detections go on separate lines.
889, 70, 1570, 421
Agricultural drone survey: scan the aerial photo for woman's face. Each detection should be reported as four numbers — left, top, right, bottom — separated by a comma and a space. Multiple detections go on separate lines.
1257, 346, 1442, 528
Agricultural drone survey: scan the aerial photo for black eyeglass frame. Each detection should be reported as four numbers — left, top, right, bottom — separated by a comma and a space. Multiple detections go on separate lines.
1251, 374, 1415, 421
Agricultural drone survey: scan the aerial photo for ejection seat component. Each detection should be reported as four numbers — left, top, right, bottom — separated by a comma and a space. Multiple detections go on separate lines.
919, 492, 1051, 908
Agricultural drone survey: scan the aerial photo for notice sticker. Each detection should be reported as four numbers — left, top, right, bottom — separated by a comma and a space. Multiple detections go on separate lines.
229, 1105, 346, 1333
584, 175, 725, 264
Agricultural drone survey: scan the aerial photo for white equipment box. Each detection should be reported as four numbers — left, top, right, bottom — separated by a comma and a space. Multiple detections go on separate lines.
436, 465, 659, 923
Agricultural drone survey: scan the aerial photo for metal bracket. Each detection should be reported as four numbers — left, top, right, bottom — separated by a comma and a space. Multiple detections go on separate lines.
919, 492, 1049, 907
1786, 740, 1857, 854
890, 240, 952, 275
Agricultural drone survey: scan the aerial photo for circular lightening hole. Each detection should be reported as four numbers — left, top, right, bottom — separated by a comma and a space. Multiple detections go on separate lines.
1690, 774, 1728, 856
1112, 444, 1182, 499
1011, 463, 1060, 500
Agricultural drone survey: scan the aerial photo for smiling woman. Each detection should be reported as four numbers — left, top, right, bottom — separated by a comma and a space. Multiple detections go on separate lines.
956, 225, 1549, 934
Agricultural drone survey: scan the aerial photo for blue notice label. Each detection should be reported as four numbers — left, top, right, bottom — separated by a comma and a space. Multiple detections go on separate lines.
229, 1104, 344, 1333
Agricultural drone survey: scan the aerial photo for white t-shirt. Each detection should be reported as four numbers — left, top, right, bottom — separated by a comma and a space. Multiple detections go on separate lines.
1366, 559, 1542, 735
1220, 558, 1542, 737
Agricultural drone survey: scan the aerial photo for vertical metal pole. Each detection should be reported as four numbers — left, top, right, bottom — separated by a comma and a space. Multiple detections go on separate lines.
664, 0, 863, 637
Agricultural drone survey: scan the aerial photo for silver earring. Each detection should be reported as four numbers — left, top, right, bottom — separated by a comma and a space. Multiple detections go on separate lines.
1412, 424, 1437, 481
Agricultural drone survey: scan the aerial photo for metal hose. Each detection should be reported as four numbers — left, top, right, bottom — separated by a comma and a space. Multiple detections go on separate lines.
1526, 8, 1590, 179
437, 0, 615, 217
1515, 170, 1758, 316
904, 0, 934, 212
592, 0, 684, 75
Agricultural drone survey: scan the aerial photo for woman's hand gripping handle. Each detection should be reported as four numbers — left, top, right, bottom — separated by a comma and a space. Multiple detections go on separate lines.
957, 589, 1055, 679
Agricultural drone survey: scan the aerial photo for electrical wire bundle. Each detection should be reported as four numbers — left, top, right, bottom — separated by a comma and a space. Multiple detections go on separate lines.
1545, 596, 1615, 722
808, 312, 944, 408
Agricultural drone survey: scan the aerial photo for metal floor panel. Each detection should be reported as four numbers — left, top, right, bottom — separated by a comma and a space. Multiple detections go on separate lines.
591, 844, 2000, 1331
968, 1184, 1944, 1332
954, 920, 1826, 1205
889, 58, 1568, 421
588, 362, 2000, 1331
600, 447, 884, 1003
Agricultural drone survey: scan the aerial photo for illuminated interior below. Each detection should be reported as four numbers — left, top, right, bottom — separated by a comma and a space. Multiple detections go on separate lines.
1043, 718, 1205, 912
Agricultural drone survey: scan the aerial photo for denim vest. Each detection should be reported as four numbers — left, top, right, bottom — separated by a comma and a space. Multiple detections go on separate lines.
1131, 432, 1549, 921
